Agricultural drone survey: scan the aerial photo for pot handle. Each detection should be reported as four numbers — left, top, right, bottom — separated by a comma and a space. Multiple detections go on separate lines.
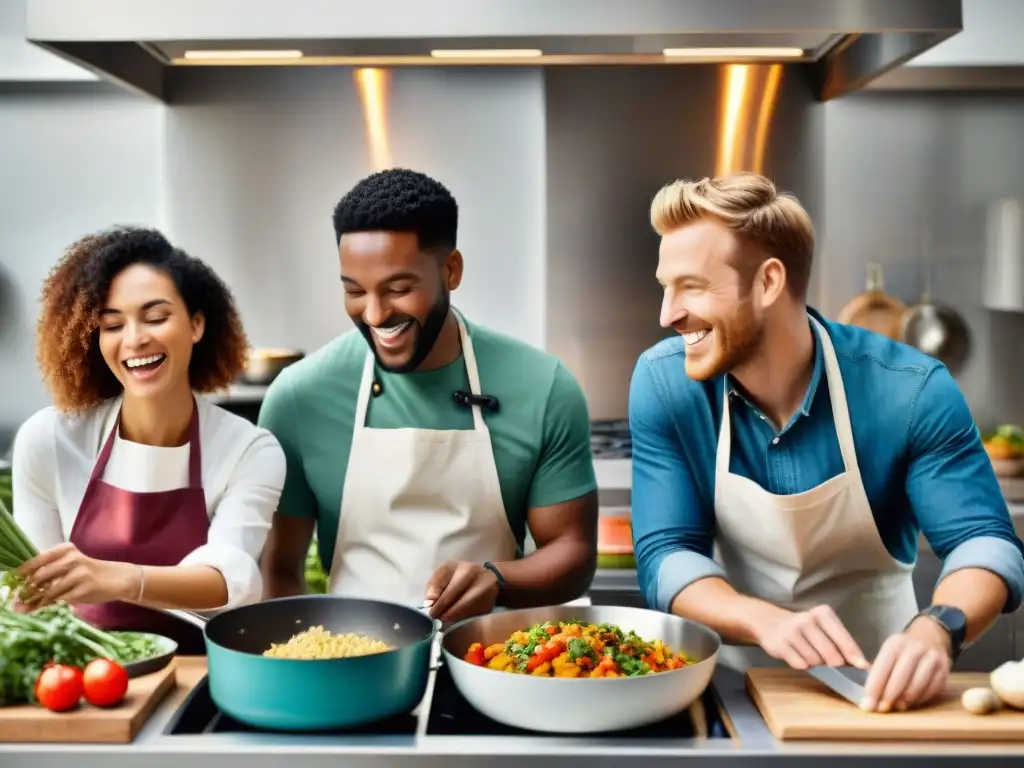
419, 602, 445, 669
160, 608, 210, 629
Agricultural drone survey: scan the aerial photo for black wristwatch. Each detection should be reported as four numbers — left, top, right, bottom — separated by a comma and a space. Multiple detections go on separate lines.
909, 605, 967, 662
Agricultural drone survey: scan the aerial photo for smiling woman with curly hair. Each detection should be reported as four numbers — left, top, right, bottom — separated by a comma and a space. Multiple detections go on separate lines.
37, 228, 250, 411
12, 226, 285, 654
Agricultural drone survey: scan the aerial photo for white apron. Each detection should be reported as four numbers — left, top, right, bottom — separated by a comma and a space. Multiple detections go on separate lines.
329, 310, 520, 606
713, 316, 919, 672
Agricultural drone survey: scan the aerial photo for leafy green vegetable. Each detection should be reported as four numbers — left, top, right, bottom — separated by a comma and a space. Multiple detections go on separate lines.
305, 537, 327, 594
0, 497, 39, 597
567, 636, 599, 664
982, 424, 1024, 447
614, 651, 651, 676
0, 601, 158, 705
0, 470, 11, 509
503, 620, 669, 677
994, 424, 1024, 447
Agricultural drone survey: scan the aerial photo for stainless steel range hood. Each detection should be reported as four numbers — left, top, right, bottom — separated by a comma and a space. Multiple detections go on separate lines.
25, 0, 962, 102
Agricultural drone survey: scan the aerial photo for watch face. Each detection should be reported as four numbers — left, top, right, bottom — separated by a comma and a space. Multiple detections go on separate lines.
934, 606, 967, 635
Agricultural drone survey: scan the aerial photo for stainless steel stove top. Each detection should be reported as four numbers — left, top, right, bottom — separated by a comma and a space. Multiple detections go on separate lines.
164, 664, 728, 741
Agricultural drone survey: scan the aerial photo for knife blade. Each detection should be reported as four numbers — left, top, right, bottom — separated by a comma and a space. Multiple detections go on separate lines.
807, 665, 869, 707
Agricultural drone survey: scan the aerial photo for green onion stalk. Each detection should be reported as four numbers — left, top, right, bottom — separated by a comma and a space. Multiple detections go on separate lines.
0, 499, 162, 705
0, 497, 38, 597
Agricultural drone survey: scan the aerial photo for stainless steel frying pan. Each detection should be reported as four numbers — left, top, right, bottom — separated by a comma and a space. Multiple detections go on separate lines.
898, 235, 971, 375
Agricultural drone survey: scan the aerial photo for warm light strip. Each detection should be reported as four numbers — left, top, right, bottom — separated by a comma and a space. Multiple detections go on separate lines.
430, 48, 543, 59
663, 47, 804, 58
183, 49, 304, 60
715, 64, 749, 177
751, 64, 784, 174
353, 68, 394, 172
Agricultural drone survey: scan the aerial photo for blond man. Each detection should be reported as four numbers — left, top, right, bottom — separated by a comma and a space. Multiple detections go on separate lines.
630, 172, 1023, 713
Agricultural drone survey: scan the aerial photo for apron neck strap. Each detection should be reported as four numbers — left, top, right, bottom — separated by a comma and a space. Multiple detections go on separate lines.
717, 315, 860, 475
354, 309, 487, 431
185, 400, 202, 487
808, 316, 859, 474
93, 398, 203, 488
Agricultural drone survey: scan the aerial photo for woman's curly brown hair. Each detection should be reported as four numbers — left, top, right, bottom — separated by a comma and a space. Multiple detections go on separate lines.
37, 226, 250, 412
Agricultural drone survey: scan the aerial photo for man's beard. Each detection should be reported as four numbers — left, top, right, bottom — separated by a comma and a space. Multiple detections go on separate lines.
357, 288, 451, 374
684, 299, 764, 381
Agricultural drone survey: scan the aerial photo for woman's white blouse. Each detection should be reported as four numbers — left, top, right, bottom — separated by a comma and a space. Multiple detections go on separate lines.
11, 396, 286, 610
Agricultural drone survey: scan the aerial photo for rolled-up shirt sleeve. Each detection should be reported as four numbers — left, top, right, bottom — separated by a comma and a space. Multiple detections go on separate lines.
906, 364, 1024, 612
629, 355, 724, 613
180, 430, 286, 609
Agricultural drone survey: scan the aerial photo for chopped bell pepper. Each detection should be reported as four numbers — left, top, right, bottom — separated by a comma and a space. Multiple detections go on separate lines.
464, 642, 486, 666
525, 639, 566, 671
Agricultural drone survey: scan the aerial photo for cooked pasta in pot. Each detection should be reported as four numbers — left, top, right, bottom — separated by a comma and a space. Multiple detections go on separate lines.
463, 620, 695, 677
263, 625, 392, 659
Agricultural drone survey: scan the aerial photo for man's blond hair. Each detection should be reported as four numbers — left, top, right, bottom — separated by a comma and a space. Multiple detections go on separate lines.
649, 172, 814, 298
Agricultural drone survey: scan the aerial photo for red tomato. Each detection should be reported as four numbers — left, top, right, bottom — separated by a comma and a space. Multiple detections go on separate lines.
35, 664, 84, 712
82, 658, 129, 707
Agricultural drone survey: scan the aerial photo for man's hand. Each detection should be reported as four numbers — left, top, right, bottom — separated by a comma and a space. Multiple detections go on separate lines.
424, 561, 499, 624
18, 543, 138, 607
861, 618, 952, 713
754, 604, 870, 670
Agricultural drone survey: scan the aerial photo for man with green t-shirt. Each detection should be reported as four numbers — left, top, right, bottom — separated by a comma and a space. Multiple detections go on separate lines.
257, 168, 598, 623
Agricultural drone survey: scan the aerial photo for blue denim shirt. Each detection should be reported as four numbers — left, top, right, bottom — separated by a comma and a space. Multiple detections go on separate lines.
629, 307, 1024, 615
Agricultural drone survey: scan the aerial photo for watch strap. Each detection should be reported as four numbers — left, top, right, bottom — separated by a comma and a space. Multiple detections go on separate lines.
909, 605, 966, 662
482, 561, 505, 604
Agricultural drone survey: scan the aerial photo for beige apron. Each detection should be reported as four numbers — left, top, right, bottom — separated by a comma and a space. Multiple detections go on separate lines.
329, 310, 520, 605
713, 316, 918, 672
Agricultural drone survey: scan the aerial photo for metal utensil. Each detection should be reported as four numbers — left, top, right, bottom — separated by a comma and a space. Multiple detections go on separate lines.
440, 604, 721, 734
898, 232, 971, 375
239, 348, 305, 385
807, 665, 868, 707
837, 262, 905, 339
166, 595, 437, 731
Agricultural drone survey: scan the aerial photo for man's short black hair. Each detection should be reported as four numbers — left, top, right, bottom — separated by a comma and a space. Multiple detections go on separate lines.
332, 168, 459, 252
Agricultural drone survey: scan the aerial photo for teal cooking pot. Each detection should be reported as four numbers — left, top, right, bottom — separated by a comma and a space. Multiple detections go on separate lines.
168, 595, 436, 731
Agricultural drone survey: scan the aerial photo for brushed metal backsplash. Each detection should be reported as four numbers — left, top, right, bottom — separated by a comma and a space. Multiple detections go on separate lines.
544, 65, 823, 419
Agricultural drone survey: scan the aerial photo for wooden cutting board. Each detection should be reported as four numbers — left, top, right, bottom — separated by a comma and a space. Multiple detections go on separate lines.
747, 667, 1024, 741
0, 660, 177, 743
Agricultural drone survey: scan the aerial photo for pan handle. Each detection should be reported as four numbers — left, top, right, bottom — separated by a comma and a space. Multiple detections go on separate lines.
159, 608, 210, 629
419, 602, 445, 669
865, 262, 885, 291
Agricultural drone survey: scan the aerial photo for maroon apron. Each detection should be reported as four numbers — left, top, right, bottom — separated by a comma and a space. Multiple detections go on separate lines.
69, 403, 209, 655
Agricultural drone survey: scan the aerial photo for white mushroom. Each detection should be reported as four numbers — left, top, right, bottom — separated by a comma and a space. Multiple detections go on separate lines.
989, 660, 1024, 710
961, 687, 1002, 715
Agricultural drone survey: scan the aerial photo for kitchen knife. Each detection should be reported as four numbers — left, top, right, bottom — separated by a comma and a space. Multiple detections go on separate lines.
807, 665, 870, 707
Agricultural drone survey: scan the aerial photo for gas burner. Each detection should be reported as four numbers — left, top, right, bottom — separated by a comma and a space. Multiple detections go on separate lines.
425, 664, 728, 738
164, 677, 419, 736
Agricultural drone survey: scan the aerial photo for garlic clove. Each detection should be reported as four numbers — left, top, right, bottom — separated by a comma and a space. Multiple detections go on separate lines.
961, 686, 1002, 715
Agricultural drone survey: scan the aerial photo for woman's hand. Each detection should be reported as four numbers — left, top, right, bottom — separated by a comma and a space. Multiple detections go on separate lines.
18, 543, 138, 607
